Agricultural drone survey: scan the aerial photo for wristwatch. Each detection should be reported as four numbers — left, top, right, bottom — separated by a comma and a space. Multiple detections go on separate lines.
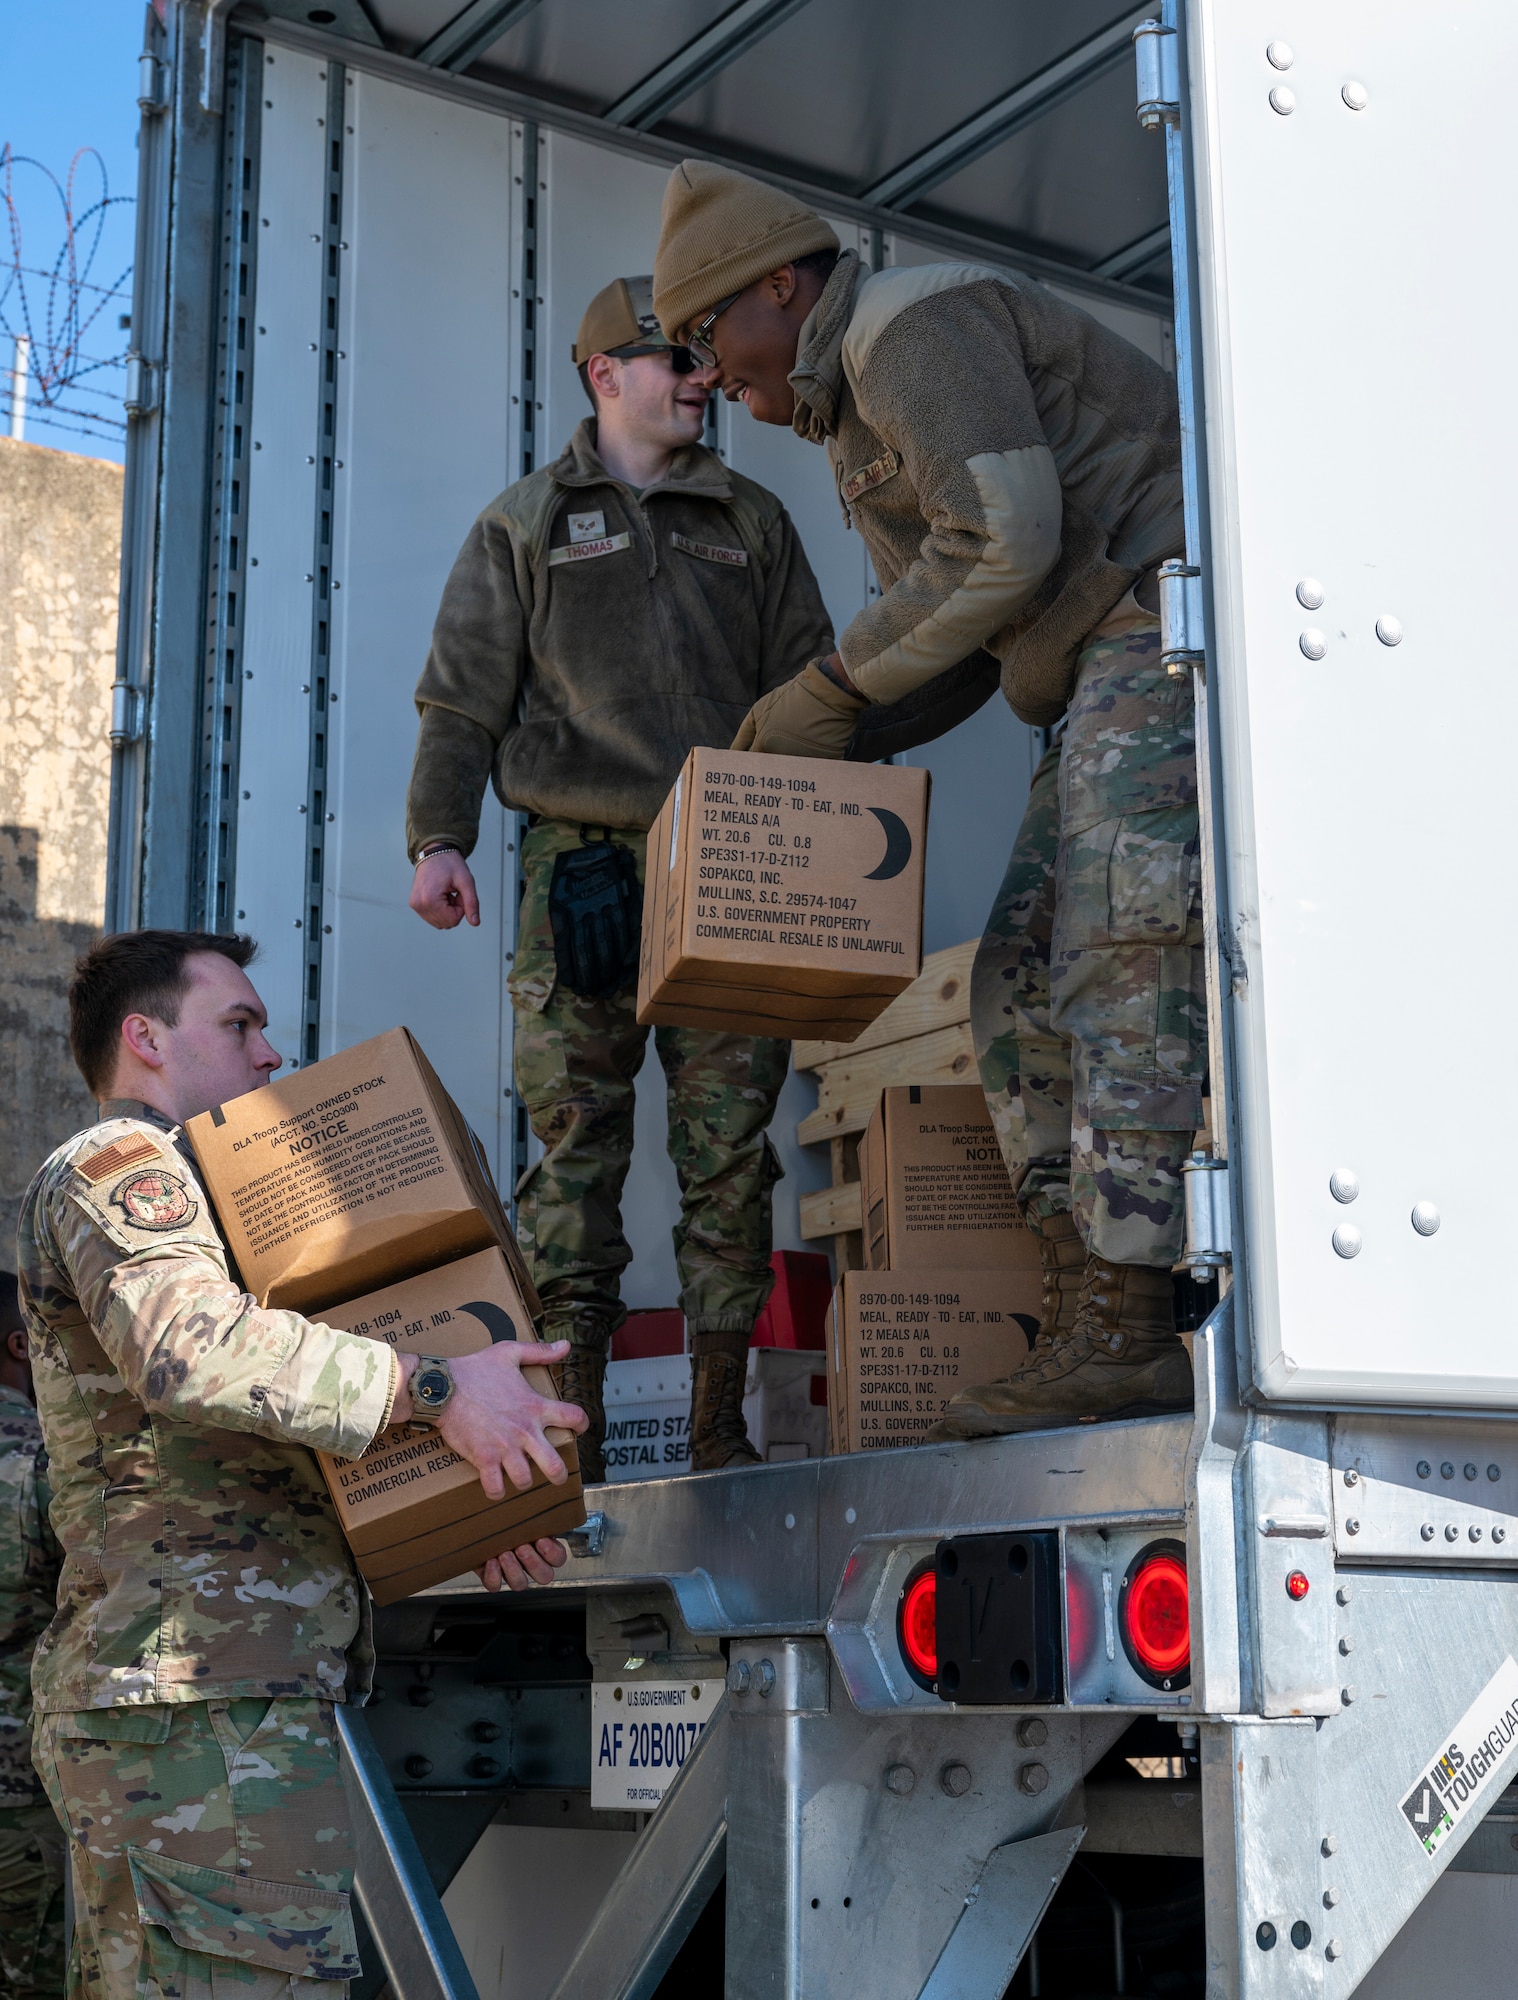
409, 1355, 456, 1425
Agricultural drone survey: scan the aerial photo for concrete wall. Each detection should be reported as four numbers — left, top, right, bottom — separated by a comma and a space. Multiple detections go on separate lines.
0, 436, 122, 1261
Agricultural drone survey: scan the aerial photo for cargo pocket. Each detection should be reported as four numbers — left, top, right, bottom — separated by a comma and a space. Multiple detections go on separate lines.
1056, 804, 1201, 951
129, 1848, 360, 1985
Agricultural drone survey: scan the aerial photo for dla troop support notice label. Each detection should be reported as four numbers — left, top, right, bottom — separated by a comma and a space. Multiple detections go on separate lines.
591, 1679, 725, 1809
1399, 1655, 1518, 1857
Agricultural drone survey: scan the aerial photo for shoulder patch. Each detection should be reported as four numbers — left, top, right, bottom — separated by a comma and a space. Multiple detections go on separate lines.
670, 531, 748, 568
110, 1167, 198, 1233
840, 450, 901, 505
74, 1133, 166, 1185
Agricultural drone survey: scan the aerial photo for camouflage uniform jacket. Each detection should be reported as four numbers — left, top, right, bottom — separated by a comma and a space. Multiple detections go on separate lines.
15, 1102, 398, 1713
406, 417, 834, 852
0, 1384, 60, 1800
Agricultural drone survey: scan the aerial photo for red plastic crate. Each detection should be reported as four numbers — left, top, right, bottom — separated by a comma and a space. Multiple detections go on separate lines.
754, 1250, 832, 1352
612, 1309, 684, 1361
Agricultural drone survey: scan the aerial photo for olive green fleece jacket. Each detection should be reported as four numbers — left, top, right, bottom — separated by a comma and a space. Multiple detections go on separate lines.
407, 419, 833, 854
790, 251, 1184, 728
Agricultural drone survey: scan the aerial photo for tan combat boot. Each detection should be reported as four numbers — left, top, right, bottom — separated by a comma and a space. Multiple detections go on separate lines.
927, 1211, 1084, 1440
689, 1334, 762, 1472
930, 1250, 1192, 1439
559, 1333, 609, 1485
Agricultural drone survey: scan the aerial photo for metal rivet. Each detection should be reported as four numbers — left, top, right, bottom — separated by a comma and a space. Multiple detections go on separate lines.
1343, 1468, 1359, 1487
1321, 1835, 1338, 1856
1421, 1523, 1435, 1541
1017, 1718, 1048, 1748
728, 1661, 751, 1695
1376, 614, 1404, 646
1266, 40, 1294, 70
1339, 1636, 1354, 1655
1329, 1167, 1359, 1204
942, 1762, 973, 1798
1296, 577, 1325, 610
1341, 1685, 1356, 1704
1269, 85, 1296, 115
844, 1506, 856, 1524
1326, 1939, 1343, 1962
1445, 1524, 1460, 1543
1417, 1460, 1431, 1478
1470, 1526, 1483, 1542
1342, 80, 1369, 111
1257, 1922, 1278, 1950
1015, 1762, 1047, 1797
1495, 1527, 1508, 1545
1300, 628, 1327, 660
884, 1763, 915, 1795
1442, 1462, 1455, 1479
1465, 1464, 1479, 1481
1323, 1887, 1340, 1909
1332, 1225, 1362, 1259
784, 1513, 796, 1530
1336, 1583, 1353, 1605
1411, 1203, 1440, 1236
1490, 1466, 1502, 1482
1344, 1517, 1359, 1535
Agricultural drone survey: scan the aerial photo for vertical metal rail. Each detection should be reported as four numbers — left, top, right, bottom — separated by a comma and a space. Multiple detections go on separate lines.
193, 33, 262, 931
299, 62, 347, 1062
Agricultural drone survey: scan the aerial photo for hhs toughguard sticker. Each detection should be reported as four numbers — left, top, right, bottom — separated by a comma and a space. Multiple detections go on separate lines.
1398, 1655, 1518, 1857
111, 1168, 198, 1233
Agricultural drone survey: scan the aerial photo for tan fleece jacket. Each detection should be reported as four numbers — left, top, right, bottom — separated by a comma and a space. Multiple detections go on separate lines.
791, 252, 1184, 727
407, 420, 833, 852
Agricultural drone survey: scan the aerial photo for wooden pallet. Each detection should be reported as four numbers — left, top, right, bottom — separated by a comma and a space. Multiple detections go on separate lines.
794, 940, 978, 1272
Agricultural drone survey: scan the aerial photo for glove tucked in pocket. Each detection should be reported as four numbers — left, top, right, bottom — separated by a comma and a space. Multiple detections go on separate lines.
547, 835, 643, 998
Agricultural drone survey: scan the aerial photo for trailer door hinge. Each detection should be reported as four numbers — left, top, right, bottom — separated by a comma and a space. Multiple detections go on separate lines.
1133, 20, 1181, 131
110, 682, 144, 748
138, 53, 169, 115
123, 353, 157, 419
1181, 1154, 1230, 1274
1158, 559, 1205, 677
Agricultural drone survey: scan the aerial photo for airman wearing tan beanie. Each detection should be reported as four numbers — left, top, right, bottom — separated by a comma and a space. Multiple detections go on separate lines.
652, 160, 839, 343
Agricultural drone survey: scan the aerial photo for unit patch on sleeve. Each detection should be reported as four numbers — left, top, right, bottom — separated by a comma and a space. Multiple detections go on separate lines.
74, 1133, 167, 1185
839, 449, 901, 505
670, 532, 748, 568
110, 1168, 198, 1233
1397, 1655, 1518, 1858
548, 532, 631, 566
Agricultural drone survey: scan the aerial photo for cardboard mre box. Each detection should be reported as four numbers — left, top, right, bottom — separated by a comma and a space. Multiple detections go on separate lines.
860, 1085, 1038, 1272
187, 1027, 539, 1317
637, 747, 929, 1044
828, 1270, 1039, 1454
317, 1247, 583, 1604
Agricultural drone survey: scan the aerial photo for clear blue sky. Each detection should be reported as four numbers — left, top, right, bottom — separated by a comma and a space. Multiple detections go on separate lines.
1, 1, 144, 460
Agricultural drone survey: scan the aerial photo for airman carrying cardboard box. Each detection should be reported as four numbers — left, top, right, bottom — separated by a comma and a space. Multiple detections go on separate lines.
859, 1085, 1038, 1271
186, 1027, 539, 1317
827, 1270, 1039, 1454
317, 1247, 583, 1604
637, 747, 929, 1043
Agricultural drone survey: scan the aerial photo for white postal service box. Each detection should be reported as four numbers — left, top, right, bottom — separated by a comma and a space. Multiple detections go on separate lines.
602, 1349, 827, 1482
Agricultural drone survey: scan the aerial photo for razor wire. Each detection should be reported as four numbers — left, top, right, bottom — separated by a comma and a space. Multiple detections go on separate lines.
0, 144, 133, 444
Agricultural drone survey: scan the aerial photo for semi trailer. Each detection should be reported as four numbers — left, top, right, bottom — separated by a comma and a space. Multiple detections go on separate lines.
110, 2, 1518, 1994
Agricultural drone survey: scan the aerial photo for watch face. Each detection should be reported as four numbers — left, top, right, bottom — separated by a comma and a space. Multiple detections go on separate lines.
416, 1366, 451, 1407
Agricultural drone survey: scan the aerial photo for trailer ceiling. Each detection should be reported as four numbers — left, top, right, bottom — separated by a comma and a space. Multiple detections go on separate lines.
239, 0, 1173, 305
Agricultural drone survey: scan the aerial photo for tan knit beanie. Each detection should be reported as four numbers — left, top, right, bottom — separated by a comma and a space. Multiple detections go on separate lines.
653, 161, 840, 342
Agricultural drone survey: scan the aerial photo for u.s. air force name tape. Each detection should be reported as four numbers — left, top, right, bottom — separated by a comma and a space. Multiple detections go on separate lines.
1398, 1654, 1518, 1858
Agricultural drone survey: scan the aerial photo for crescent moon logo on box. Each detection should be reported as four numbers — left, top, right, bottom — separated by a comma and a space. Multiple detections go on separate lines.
457, 1300, 521, 1343
863, 806, 913, 881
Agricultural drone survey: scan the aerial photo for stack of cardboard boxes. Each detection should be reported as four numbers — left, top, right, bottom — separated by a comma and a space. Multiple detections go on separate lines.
828, 1085, 1043, 1452
187, 1028, 584, 1602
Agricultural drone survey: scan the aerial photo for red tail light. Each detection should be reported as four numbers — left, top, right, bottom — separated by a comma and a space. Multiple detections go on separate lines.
898, 1562, 937, 1689
1120, 1541, 1191, 1689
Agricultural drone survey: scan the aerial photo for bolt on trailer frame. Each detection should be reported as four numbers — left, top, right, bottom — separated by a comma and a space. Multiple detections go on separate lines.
111, 0, 1518, 1995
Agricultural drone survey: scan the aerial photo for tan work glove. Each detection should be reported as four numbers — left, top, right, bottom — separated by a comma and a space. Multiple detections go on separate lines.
731, 659, 867, 760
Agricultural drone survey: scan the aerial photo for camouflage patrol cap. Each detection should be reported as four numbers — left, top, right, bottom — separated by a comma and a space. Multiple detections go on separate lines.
572, 276, 672, 365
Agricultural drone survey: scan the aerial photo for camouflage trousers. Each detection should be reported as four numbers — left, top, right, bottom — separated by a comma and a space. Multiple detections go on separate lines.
972, 619, 1205, 1267
34, 1698, 359, 2000
511, 818, 789, 1343
0, 1799, 67, 1999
